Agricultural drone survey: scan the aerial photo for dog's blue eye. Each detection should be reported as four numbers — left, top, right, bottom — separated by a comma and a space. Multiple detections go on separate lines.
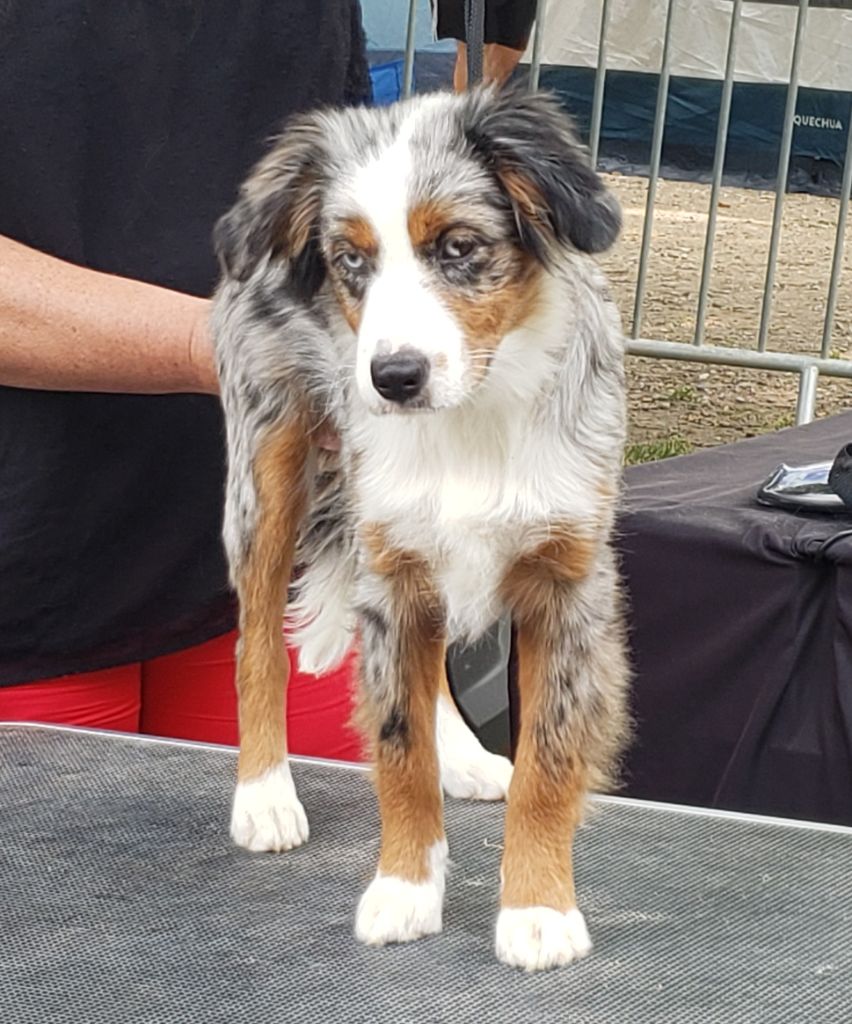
439, 235, 476, 262
339, 250, 365, 272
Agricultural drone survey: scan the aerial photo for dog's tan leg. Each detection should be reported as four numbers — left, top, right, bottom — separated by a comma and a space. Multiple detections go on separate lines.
496, 536, 629, 970
435, 664, 514, 801
229, 417, 311, 853
495, 619, 592, 970
354, 541, 447, 945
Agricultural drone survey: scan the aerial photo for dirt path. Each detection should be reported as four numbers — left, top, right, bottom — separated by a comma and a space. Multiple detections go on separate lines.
598, 174, 852, 457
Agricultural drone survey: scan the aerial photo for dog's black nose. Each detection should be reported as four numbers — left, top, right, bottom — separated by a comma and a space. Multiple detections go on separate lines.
370, 352, 429, 404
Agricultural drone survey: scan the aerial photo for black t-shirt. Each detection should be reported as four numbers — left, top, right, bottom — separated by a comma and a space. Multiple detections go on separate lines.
0, 1, 370, 685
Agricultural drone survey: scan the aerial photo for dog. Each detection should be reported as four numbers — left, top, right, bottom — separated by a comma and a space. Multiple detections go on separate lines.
210, 85, 630, 972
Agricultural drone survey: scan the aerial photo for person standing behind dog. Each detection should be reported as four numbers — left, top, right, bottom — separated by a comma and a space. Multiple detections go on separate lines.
431, 0, 537, 92
0, 0, 368, 760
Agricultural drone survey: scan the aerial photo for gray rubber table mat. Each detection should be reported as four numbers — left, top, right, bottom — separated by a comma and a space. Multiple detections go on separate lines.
1, 724, 850, 1023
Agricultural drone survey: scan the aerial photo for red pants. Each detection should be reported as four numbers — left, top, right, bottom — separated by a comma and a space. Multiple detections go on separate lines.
0, 630, 363, 762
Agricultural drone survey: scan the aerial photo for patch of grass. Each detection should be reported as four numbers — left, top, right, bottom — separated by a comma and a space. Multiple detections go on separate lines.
624, 435, 694, 465
667, 383, 698, 403
771, 412, 795, 431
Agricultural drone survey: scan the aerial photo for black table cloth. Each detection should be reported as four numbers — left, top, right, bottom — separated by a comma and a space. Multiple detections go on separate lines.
619, 411, 852, 825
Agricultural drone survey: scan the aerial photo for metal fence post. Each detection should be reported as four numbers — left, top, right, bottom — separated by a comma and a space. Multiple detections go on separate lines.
795, 364, 819, 425
631, 0, 677, 339
694, 0, 743, 347
757, 0, 810, 353
589, 0, 611, 167
402, 0, 418, 99
528, 0, 547, 91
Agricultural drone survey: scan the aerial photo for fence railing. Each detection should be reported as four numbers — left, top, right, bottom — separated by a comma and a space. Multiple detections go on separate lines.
401, 0, 852, 425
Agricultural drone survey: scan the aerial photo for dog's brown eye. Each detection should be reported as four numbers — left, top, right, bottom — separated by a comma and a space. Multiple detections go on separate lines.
439, 234, 477, 262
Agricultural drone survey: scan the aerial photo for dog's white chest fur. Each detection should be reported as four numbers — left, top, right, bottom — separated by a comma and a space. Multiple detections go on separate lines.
351, 372, 599, 642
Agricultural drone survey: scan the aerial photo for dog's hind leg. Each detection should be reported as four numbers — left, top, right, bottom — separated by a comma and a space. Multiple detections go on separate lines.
436, 669, 513, 802
496, 541, 629, 971
228, 416, 312, 853
287, 465, 357, 676
353, 540, 447, 946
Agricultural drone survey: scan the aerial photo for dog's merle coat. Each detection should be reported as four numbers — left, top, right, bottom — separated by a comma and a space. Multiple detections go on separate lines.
211, 87, 630, 972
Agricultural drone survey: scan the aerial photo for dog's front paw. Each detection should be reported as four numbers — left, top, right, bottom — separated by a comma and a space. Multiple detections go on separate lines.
437, 695, 513, 801
495, 906, 592, 972
230, 761, 309, 853
354, 841, 447, 946
355, 876, 443, 946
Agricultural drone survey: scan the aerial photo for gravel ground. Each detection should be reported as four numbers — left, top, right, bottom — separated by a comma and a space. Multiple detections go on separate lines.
598, 174, 852, 453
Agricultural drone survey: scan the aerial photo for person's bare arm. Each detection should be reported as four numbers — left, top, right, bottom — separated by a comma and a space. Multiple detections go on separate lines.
0, 234, 218, 394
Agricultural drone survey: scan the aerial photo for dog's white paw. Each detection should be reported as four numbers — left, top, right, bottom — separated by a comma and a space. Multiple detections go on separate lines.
354, 876, 443, 946
442, 747, 514, 801
495, 906, 592, 972
436, 695, 513, 801
230, 760, 309, 853
355, 841, 447, 946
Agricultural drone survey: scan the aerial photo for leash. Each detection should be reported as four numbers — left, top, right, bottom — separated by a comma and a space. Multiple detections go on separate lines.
464, 0, 486, 86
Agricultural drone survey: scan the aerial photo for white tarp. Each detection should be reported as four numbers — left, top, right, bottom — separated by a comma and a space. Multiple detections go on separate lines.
528, 0, 852, 93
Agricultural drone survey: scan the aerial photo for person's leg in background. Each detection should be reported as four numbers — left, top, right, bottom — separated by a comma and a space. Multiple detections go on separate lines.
434, 0, 538, 92
452, 40, 529, 92
139, 631, 240, 746
140, 629, 364, 762
0, 630, 362, 761
285, 645, 363, 761
453, 41, 470, 92
484, 39, 530, 85
0, 663, 142, 732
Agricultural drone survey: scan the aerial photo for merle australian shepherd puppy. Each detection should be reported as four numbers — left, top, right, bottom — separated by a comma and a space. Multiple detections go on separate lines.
211, 86, 629, 972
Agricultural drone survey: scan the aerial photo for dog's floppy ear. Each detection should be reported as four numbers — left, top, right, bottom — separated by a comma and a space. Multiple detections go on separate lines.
214, 114, 329, 297
464, 87, 621, 260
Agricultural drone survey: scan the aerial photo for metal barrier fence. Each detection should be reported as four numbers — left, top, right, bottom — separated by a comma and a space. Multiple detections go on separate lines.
402, 0, 852, 425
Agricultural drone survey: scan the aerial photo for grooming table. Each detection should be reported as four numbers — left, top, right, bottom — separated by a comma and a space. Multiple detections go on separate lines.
1, 725, 850, 1023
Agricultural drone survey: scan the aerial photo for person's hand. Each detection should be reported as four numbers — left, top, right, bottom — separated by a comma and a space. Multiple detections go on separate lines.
0, 235, 223, 395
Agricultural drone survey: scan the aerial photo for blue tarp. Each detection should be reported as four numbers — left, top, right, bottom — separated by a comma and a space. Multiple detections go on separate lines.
540, 66, 852, 194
